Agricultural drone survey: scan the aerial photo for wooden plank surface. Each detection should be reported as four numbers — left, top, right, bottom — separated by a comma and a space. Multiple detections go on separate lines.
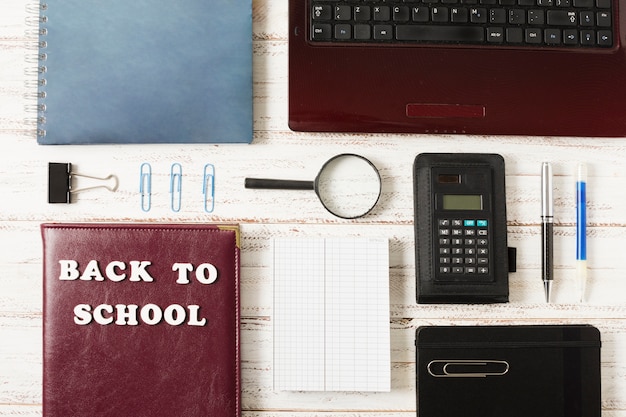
1, 0, 625, 415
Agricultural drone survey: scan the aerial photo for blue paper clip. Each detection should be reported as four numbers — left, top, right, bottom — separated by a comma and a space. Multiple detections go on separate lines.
170, 163, 182, 212
139, 163, 152, 212
203, 163, 215, 213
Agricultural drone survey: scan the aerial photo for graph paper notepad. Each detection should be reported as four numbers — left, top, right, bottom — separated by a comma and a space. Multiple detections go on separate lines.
273, 237, 390, 392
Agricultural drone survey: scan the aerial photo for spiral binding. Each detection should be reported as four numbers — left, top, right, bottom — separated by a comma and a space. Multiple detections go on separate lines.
24, 2, 48, 138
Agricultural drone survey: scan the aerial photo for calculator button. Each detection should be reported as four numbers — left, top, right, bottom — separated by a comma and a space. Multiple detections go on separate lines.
477, 220, 488, 227
440, 247, 450, 254
440, 266, 451, 273
439, 219, 450, 226
465, 229, 476, 236
478, 248, 488, 256
440, 257, 451, 264
465, 257, 476, 264
440, 238, 450, 245
452, 267, 464, 273
440, 229, 450, 236
465, 267, 476, 274
452, 257, 463, 264
478, 257, 489, 265
452, 239, 463, 245
465, 248, 476, 255
478, 267, 489, 274
452, 229, 463, 236
452, 219, 463, 226
478, 239, 488, 246
465, 238, 475, 245
464, 219, 476, 226
452, 248, 463, 255
478, 229, 488, 236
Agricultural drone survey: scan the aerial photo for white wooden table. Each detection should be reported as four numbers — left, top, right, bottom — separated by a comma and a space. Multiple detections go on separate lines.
1, 1, 625, 415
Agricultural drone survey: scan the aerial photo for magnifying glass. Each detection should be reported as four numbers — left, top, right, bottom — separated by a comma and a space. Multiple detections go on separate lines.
244, 153, 382, 219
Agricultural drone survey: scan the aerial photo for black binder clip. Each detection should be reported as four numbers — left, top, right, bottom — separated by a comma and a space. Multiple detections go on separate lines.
48, 162, 119, 204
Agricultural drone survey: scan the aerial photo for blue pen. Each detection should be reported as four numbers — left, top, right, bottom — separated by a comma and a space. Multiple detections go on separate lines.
576, 163, 587, 303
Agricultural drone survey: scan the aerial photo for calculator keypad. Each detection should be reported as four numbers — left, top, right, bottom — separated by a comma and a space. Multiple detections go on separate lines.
437, 218, 489, 278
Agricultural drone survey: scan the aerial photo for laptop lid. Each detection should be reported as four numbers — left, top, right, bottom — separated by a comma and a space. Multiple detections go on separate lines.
288, 0, 626, 137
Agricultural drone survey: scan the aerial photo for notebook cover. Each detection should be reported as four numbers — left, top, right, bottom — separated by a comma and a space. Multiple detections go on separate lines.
41, 223, 240, 417
416, 325, 602, 417
289, 0, 626, 137
35, 0, 252, 144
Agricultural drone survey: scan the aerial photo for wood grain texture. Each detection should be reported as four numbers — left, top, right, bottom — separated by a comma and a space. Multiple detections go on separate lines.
1, 0, 625, 415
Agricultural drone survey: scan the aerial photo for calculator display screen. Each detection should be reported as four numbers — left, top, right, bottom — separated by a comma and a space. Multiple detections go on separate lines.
442, 194, 483, 210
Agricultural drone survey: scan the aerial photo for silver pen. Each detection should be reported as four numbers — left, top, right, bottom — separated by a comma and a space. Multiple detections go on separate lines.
541, 162, 554, 303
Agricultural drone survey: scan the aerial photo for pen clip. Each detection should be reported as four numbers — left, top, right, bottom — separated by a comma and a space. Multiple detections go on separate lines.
170, 163, 182, 212
139, 162, 152, 212
203, 163, 215, 213
427, 360, 509, 378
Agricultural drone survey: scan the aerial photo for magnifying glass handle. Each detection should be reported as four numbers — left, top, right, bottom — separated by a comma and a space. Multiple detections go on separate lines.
245, 178, 314, 190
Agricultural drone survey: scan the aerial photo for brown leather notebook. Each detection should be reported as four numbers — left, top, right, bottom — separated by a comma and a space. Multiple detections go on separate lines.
41, 223, 240, 417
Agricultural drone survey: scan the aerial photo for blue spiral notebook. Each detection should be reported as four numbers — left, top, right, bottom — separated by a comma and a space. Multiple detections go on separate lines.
35, 0, 252, 144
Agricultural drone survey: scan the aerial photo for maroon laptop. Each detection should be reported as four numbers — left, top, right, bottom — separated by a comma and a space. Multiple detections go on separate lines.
289, 0, 626, 137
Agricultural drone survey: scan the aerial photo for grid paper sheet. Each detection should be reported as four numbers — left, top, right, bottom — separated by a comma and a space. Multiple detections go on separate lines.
273, 237, 390, 392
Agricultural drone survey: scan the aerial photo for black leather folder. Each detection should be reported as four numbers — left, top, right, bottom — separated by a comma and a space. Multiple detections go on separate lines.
416, 325, 601, 417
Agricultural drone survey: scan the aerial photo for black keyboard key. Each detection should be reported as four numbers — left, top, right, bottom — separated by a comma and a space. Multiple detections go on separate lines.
563, 28, 579, 44
580, 11, 594, 26
528, 9, 545, 24
312, 24, 332, 40
374, 24, 394, 39
354, 24, 372, 39
487, 27, 505, 42
396, 25, 485, 42
312, 5, 332, 20
451, 7, 470, 22
335, 5, 351, 20
470, 7, 488, 23
506, 27, 523, 42
544, 28, 561, 43
393, 6, 410, 21
581, 29, 595, 44
354, 6, 371, 21
597, 30, 612, 46
547, 10, 577, 25
509, 9, 525, 24
490, 8, 506, 23
525, 28, 542, 43
373, 6, 391, 20
432, 6, 450, 22
573, 0, 593, 7
412, 6, 430, 21
597, 11, 611, 27
335, 24, 352, 39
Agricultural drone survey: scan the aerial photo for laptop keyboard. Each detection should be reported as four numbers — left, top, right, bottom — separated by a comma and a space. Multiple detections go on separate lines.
310, 0, 614, 48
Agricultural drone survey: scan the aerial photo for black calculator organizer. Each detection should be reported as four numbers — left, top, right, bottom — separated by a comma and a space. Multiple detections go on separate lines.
414, 153, 514, 304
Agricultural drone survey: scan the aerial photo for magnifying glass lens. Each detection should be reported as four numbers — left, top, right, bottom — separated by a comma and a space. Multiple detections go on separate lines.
316, 154, 381, 219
